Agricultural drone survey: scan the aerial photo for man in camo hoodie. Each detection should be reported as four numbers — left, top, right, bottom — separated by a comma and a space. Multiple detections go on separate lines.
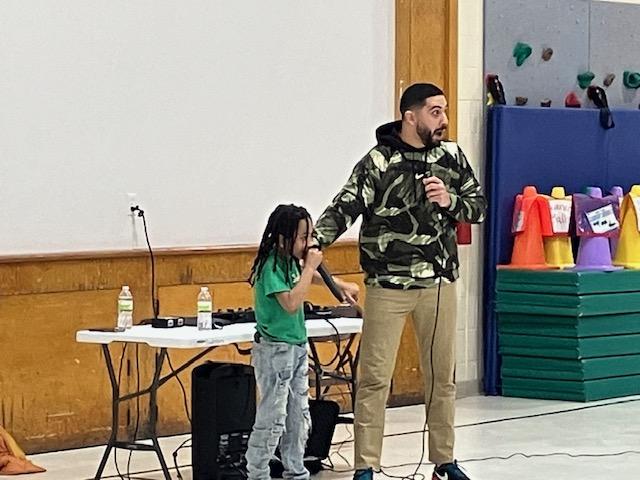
315, 84, 486, 480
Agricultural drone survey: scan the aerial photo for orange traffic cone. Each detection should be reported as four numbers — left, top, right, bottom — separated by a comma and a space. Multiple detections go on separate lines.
500, 186, 555, 269
544, 187, 575, 268
614, 184, 640, 268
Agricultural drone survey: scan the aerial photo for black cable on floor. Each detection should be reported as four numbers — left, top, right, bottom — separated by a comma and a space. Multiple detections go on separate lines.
331, 396, 640, 446
84, 462, 190, 480
172, 437, 192, 480
460, 450, 640, 463
96, 434, 640, 479
323, 397, 640, 475
377, 449, 640, 471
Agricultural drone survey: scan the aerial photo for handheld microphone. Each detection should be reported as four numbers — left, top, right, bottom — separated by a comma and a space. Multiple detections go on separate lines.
308, 245, 346, 303
308, 245, 364, 317
317, 262, 345, 303
315, 254, 364, 317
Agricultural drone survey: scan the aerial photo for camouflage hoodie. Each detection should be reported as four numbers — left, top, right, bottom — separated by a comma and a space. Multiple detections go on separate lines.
315, 120, 487, 289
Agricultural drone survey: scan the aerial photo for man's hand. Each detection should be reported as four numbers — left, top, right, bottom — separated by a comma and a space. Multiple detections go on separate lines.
337, 280, 360, 305
422, 176, 452, 208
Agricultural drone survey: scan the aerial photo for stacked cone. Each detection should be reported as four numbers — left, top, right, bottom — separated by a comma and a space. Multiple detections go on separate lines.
609, 186, 624, 257
502, 186, 554, 269
614, 185, 640, 269
544, 187, 574, 269
575, 187, 621, 271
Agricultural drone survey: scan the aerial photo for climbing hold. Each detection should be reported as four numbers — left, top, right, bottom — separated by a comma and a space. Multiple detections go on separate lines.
541, 47, 554, 61
577, 71, 595, 89
513, 42, 533, 67
540, 98, 552, 107
565, 92, 581, 108
587, 85, 608, 108
604, 73, 616, 87
587, 85, 615, 129
623, 71, 640, 89
486, 74, 506, 105
515, 96, 528, 106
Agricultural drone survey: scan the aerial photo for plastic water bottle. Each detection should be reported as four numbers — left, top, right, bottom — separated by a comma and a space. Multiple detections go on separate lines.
116, 286, 134, 332
197, 287, 212, 330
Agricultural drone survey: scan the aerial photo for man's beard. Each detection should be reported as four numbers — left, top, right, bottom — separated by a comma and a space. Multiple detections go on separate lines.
417, 123, 446, 149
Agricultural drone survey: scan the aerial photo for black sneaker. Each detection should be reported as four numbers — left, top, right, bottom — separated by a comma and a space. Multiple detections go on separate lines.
353, 467, 373, 480
432, 461, 470, 480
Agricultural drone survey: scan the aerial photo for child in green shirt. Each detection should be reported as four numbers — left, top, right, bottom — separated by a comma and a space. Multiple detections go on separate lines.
245, 203, 357, 480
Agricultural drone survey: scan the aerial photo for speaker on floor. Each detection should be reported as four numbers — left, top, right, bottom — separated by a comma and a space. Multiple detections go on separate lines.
269, 399, 340, 477
192, 361, 256, 480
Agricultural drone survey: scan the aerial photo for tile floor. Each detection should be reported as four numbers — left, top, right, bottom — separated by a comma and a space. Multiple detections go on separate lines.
17, 395, 640, 479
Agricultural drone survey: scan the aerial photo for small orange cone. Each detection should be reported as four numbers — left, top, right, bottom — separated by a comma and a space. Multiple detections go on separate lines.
614, 185, 640, 268
500, 186, 555, 269
0, 426, 46, 474
544, 187, 575, 268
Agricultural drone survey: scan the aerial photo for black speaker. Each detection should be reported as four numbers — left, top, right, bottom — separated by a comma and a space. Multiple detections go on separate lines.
269, 399, 340, 477
306, 399, 340, 460
192, 362, 256, 480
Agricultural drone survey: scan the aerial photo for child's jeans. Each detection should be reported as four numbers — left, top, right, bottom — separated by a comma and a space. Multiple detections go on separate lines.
245, 335, 311, 480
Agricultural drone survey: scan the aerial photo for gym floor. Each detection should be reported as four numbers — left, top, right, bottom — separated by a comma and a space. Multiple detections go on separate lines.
19, 395, 640, 479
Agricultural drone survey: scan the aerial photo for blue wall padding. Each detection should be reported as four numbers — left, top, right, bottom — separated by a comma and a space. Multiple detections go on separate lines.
483, 106, 640, 395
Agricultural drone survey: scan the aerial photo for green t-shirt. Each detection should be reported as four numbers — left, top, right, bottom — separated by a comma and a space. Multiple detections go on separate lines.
253, 253, 307, 344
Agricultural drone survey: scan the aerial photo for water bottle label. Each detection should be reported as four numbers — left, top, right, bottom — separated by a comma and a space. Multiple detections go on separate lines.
116, 312, 128, 331
197, 301, 212, 312
118, 299, 133, 312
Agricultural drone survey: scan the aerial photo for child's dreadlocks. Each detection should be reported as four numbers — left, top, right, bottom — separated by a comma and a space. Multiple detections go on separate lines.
249, 204, 311, 285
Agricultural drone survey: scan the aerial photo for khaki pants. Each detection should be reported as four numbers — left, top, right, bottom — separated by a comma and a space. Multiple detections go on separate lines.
354, 283, 457, 469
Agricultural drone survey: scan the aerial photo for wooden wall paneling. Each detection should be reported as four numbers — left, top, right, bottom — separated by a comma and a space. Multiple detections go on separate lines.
445, 0, 458, 140
0, 257, 151, 296
0, 288, 152, 452
410, 0, 447, 91
395, 0, 458, 137
396, 0, 412, 117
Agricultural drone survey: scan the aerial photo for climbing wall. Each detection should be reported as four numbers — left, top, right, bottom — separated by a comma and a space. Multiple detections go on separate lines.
485, 0, 640, 108
590, 2, 640, 107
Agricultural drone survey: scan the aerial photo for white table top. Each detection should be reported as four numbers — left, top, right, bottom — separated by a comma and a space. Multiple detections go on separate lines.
76, 317, 362, 349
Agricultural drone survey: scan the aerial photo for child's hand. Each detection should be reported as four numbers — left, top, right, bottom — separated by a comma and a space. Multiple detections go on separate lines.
304, 248, 324, 270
